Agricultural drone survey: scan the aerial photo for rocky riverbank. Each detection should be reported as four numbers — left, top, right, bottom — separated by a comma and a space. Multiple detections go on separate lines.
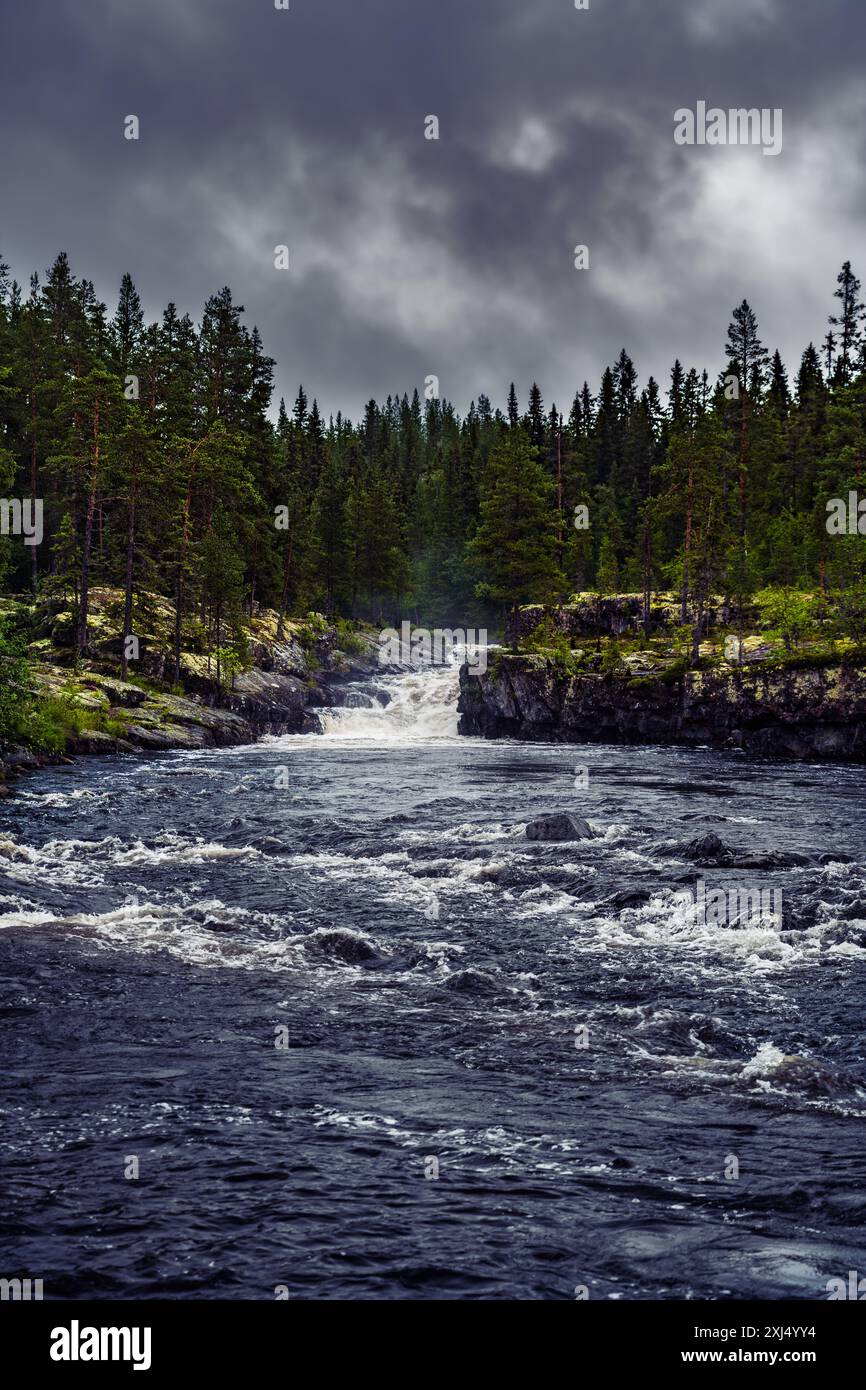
458, 653, 866, 760
0, 591, 389, 789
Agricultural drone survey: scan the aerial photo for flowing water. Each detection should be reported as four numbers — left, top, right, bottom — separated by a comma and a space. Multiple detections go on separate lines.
1, 657, 865, 1300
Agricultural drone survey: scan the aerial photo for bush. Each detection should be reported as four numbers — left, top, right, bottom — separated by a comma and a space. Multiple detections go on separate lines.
0, 621, 30, 746
753, 586, 821, 654
334, 617, 366, 656
2, 671, 131, 752
15, 697, 71, 752
600, 639, 628, 677
840, 643, 866, 671
518, 615, 580, 678
759, 646, 840, 674
213, 644, 244, 691
659, 654, 692, 684
625, 653, 691, 692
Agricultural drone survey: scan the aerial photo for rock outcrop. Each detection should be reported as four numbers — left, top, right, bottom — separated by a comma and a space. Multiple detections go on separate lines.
223, 668, 310, 732
458, 654, 866, 761
506, 595, 754, 646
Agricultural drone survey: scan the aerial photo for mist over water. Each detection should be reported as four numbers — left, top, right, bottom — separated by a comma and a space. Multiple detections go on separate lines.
1, 661, 865, 1300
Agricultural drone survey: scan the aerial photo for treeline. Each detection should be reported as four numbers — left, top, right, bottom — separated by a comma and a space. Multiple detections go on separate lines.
0, 251, 864, 671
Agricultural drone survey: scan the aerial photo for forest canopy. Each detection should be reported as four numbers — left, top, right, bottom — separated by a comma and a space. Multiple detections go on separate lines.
0, 251, 864, 667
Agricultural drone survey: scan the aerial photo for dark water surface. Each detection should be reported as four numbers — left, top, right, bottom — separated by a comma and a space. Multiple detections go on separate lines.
1, 666, 865, 1300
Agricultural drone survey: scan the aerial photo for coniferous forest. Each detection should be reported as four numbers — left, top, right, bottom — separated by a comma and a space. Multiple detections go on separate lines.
1, 250, 865, 666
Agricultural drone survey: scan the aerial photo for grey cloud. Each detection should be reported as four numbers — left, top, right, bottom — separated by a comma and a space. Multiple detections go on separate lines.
1, 0, 864, 418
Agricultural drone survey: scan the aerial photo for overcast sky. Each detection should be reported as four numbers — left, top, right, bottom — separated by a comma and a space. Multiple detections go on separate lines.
2, 0, 864, 419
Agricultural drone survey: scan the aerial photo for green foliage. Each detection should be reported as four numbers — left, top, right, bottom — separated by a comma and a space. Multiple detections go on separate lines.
825, 536, 866, 645
626, 655, 692, 691
334, 617, 366, 656
518, 614, 564, 653
469, 434, 564, 607
595, 535, 620, 595
0, 620, 31, 745
759, 645, 845, 673
753, 586, 821, 653
658, 654, 692, 684
14, 699, 67, 752
2, 685, 128, 753
599, 639, 628, 677
517, 614, 581, 678
212, 645, 243, 690
0, 245, 864, 682
295, 612, 328, 659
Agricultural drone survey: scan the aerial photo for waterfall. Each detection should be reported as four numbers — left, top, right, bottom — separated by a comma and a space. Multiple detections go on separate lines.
318, 658, 463, 741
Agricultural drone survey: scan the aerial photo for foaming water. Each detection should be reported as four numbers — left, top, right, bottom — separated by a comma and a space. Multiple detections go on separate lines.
318, 657, 461, 740
1, 665, 865, 1300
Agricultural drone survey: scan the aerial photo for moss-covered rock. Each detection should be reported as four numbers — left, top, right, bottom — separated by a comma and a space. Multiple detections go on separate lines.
458, 653, 866, 760
0, 587, 380, 772
507, 595, 755, 646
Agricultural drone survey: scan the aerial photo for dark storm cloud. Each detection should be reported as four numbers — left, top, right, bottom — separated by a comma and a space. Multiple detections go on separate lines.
2, 0, 865, 418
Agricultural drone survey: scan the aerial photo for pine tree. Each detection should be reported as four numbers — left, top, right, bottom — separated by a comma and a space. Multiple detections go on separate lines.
669, 359, 685, 426
200, 502, 245, 688
685, 413, 736, 662
725, 300, 769, 624
829, 260, 865, 385
111, 404, 159, 679
310, 448, 347, 615
49, 367, 125, 657
526, 382, 545, 451
469, 432, 563, 610
111, 273, 144, 382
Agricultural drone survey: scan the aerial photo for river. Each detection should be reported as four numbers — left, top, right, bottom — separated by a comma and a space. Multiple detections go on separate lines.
1, 659, 865, 1300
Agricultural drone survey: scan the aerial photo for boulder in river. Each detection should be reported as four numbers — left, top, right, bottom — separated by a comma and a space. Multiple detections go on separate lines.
676, 831, 735, 864
310, 929, 380, 964
674, 831, 809, 870
734, 850, 810, 869
526, 812, 596, 842
606, 887, 653, 912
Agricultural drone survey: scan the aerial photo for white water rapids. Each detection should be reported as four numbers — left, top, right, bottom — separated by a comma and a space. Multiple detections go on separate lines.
317, 656, 464, 740
4, 650, 866, 1301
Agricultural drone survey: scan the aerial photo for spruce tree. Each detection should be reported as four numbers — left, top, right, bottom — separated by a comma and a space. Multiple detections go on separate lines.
469, 433, 563, 609
829, 261, 865, 385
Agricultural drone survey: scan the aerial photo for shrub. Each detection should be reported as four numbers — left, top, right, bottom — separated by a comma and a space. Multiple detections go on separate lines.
753, 586, 821, 654
16, 697, 74, 752
213, 644, 244, 691
625, 652, 691, 691
518, 615, 579, 678
600, 639, 628, 677
659, 654, 692, 684
334, 617, 366, 656
0, 621, 30, 746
